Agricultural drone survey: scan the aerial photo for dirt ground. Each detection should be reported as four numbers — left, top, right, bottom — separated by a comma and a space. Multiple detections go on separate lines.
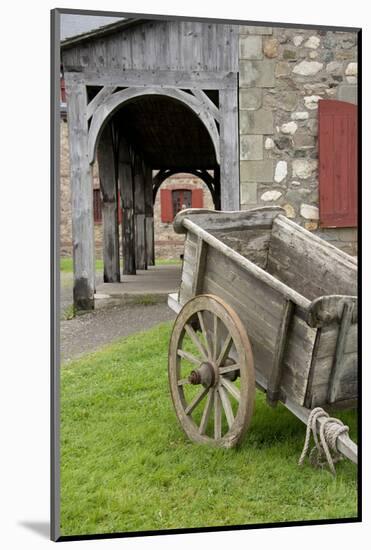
60, 302, 176, 363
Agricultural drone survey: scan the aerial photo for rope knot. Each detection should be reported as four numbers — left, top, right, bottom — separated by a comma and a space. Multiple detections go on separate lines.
298, 407, 349, 475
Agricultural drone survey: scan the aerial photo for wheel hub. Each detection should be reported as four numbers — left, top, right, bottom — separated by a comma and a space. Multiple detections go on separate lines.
188, 362, 215, 388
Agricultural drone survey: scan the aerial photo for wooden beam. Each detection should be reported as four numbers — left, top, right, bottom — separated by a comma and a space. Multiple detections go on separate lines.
97, 123, 120, 283
88, 87, 220, 165
133, 153, 147, 270
118, 135, 136, 275
64, 69, 238, 90
191, 88, 220, 122
191, 236, 208, 296
144, 162, 155, 266
327, 302, 356, 404
65, 80, 95, 311
87, 86, 116, 120
219, 88, 240, 210
266, 299, 295, 406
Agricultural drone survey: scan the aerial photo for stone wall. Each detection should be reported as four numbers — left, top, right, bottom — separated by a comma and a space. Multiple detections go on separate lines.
153, 176, 214, 259
60, 120, 213, 259
238, 25, 358, 255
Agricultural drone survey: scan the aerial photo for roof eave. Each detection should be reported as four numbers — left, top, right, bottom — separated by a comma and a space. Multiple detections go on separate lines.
60, 18, 147, 50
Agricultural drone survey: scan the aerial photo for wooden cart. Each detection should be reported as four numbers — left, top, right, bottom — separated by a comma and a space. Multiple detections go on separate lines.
167, 207, 357, 465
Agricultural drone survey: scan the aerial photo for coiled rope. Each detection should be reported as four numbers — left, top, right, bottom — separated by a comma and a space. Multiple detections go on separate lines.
298, 407, 349, 475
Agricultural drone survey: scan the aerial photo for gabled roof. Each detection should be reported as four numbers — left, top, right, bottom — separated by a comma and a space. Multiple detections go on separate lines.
60, 17, 147, 49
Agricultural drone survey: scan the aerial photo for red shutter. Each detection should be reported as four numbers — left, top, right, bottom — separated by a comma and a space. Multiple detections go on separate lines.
191, 188, 204, 208
319, 99, 357, 228
161, 189, 173, 222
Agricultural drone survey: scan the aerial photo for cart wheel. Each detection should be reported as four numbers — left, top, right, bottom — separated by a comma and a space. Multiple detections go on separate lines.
168, 294, 255, 448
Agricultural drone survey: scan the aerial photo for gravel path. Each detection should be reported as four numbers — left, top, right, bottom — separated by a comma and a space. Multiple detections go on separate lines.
61, 302, 176, 363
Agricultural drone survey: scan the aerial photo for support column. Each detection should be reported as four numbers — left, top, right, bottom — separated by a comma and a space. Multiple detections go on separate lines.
118, 135, 136, 275
144, 163, 155, 266
65, 79, 95, 311
219, 88, 240, 210
213, 165, 221, 210
133, 154, 147, 270
97, 123, 120, 283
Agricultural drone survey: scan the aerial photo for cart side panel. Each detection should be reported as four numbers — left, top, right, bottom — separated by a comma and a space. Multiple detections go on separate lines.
267, 216, 357, 301
202, 246, 316, 406
307, 323, 357, 407
178, 231, 198, 305
209, 228, 271, 269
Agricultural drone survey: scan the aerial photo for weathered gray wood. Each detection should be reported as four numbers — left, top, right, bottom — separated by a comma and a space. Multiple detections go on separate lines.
87, 86, 116, 120
118, 135, 136, 275
65, 80, 95, 310
328, 302, 356, 404
64, 69, 238, 89
212, 229, 271, 269
306, 295, 357, 328
183, 218, 311, 311
191, 88, 220, 122
174, 206, 285, 235
268, 215, 357, 301
266, 300, 295, 406
219, 88, 240, 210
62, 20, 240, 73
97, 123, 120, 283
133, 154, 147, 270
144, 163, 155, 266
191, 237, 208, 296
88, 87, 220, 164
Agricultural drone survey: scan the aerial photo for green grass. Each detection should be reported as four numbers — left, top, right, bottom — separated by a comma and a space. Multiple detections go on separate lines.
60, 322, 357, 537
60, 257, 181, 273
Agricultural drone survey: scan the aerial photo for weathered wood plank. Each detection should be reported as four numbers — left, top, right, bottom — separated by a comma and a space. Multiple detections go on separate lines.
173, 207, 284, 234
64, 69, 238, 89
87, 85, 116, 120
65, 80, 95, 310
144, 163, 155, 266
97, 123, 120, 283
183, 219, 311, 310
219, 87, 239, 210
306, 295, 357, 328
118, 135, 136, 275
266, 300, 295, 406
191, 88, 220, 121
133, 154, 147, 270
191, 237, 208, 296
268, 215, 357, 301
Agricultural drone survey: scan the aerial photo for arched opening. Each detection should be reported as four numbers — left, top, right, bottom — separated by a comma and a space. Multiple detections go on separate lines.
93, 90, 219, 282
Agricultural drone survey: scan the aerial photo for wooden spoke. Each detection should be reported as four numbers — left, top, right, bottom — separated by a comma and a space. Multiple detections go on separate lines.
197, 311, 213, 360
213, 314, 219, 361
184, 323, 208, 361
185, 387, 209, 416
177, 378, 190, 386
220, 377, 241, 402
219, 363, 240, 375
214, 389, 222, 439
199, 389, 215, 435
177, 348, 202, 366
219, 385, 235, 429
168, 294, 255, 448
216, 334, 233, 367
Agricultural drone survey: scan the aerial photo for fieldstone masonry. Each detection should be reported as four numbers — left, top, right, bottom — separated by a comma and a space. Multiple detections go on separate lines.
239, 25, 358, 255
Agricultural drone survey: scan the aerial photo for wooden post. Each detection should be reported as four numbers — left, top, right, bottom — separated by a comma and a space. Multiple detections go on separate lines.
133, 154, 147, 270
144, 162, 155, 266
118, 135, 136, 275
219, 88, 240, 210
97, 123, 120, 283
65, 79, 95, 311
213, 165, 221, 210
